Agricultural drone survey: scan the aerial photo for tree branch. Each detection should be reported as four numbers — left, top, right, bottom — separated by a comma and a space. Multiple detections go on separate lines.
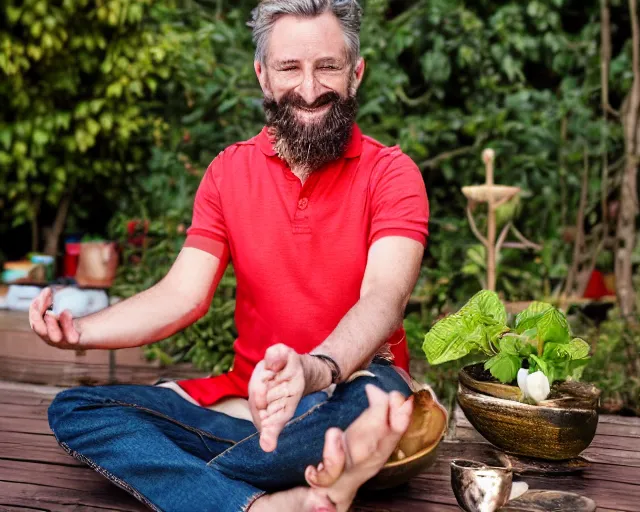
495, 221, 512, 255
466, 205, 489, 247
601, 0, 620, 117
510, 225, 543, 251
420, 136, 488, 170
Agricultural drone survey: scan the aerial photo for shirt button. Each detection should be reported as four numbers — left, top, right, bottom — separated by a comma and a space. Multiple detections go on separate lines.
298, 197, 309, 210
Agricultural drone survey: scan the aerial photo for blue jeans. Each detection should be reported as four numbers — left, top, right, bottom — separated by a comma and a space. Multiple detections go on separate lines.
48, 362, 411, 512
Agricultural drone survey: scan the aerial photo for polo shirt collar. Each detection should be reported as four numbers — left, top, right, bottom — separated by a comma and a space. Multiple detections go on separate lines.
257, 123, 362, 159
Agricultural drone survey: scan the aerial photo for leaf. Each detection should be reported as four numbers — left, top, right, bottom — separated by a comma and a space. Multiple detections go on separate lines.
567, 358, 589, 380
515, 301, 552, 332
529, 354, 555, 384
536, 307, 570, 344
484, 352, 521, 384
561, 338, 590, 359
462, 290, 507, 324
423, 316, 491, 365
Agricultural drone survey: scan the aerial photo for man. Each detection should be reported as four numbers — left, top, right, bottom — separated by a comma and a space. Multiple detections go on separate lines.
31, 1, 429, 510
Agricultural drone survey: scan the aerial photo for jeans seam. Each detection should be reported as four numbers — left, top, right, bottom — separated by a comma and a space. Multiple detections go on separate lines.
54, 437, 163, 512
108, 399, 237, 446
206, 399, 328, 467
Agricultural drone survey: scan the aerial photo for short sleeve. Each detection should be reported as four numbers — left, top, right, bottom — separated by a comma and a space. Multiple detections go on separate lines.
184, 157, 229, 259
368, 152, 429, 247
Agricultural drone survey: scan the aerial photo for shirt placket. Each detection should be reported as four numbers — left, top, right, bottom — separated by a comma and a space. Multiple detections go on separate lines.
292, 174, 321, 235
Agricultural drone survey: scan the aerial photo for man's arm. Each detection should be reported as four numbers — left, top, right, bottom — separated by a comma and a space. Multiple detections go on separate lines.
307, 235, 423, 387
29, 247, 226, 350
249, 235, 423, 451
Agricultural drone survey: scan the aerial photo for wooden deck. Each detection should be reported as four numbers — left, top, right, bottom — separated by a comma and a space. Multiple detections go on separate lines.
1, 381, 639, 511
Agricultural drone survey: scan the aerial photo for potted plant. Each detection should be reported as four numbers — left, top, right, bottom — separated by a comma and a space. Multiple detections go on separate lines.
423, 290, 600, 461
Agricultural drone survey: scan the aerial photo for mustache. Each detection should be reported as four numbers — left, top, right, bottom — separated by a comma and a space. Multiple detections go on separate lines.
278, 91, 341, 110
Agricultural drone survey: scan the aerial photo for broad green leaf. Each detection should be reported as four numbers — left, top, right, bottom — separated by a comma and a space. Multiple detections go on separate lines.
536, 307, 570, 344
515, 301, 552, 332
484, 352, 521, 383
423, 315, 491, 364
560, 338, 590, 359
567, 358, 589, 380
500, 337, 521, 355
464, 290, 507, 324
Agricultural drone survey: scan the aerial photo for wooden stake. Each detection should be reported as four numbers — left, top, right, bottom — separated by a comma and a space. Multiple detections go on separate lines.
483, 149, 497, 291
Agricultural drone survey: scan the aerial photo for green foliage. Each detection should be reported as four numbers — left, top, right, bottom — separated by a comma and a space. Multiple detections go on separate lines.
3, 0, 636, 383
0, 0, 174, 234
583, 308, 640, 414
423, 291, 590, 385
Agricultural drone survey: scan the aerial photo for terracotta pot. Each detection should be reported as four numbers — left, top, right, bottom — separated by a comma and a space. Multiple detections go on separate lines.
75, 242, 118, 288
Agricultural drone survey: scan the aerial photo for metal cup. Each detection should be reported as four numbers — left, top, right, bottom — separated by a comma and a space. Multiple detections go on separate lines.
450, 459, 513, 512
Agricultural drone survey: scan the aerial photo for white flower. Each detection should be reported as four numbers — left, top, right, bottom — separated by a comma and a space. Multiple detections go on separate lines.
517, 368, 529, 397
517, 369, 550, 403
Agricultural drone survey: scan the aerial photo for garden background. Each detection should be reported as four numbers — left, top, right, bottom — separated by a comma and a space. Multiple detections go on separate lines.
1, 0, 639, 414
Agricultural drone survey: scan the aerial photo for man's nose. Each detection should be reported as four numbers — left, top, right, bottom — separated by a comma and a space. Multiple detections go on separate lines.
296, 71, 324, 106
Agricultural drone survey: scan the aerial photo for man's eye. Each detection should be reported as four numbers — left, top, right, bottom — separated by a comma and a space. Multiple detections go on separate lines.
281, 67, 297, 71
320, 66, 337, 70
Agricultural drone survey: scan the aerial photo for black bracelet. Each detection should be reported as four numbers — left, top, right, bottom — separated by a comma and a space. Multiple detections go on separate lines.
311, 354, 342, 385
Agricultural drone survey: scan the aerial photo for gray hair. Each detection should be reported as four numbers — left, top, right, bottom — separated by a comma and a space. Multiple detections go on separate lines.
248, 0, 363, 67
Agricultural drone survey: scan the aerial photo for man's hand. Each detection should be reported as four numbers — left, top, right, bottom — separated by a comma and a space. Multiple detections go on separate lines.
28, 287, 82, 350
249, 344, 331, 452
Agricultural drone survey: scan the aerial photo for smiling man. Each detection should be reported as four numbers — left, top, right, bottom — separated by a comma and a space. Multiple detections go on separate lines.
34, 1, 429, 511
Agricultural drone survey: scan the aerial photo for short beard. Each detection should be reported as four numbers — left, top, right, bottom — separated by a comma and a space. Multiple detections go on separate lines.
263, 89, 358, 171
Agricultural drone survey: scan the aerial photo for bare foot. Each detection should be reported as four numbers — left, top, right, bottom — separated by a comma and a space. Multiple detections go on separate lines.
250, 385, 412, 512
248, 344, 306, 452
304, 384, 413, 511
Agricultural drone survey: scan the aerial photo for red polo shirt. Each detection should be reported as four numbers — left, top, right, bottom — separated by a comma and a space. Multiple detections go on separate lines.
177, 124, 429, 406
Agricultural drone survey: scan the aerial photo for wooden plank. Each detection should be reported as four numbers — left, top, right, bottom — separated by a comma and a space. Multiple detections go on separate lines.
0, 431, 83, 467
0, 459, 119, 493
0, 416, 52, 435
0, 481, 146, 512
0, 356, 206, 388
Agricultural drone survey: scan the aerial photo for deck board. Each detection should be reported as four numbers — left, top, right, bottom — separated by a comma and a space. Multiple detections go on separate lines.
0, 383, 638, 511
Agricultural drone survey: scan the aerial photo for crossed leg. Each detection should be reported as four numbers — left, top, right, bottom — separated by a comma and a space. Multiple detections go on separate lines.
251, 384, 413, 512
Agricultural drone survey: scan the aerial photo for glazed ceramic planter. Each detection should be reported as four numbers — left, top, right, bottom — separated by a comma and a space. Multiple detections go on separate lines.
457, 364, 599, 461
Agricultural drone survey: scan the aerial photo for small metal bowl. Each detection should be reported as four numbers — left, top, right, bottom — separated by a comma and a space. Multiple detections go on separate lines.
451, 459, 513, 512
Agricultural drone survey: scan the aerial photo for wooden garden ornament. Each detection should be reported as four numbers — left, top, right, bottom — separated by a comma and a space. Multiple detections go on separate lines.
462, 148, 542, 291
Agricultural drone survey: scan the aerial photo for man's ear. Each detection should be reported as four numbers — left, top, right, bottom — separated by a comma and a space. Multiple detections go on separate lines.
351, 57, 365, 93
255, 60, 269, 94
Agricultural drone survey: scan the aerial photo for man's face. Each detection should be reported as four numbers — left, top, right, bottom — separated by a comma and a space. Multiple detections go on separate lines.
255, 12, 365, 169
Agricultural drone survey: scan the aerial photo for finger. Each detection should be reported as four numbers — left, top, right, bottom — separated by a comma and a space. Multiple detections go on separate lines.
44, 312, 63, 343
364, 384, 391, 428
389, 393, 413, 435
261, 404, 291, 428
260, 424, 282, 452
264, 344, 291, 373
29, 288, 52, 337
266, 382, 293, 404
307, 428, 345, 488
265, 396, 288, 417
59, 310, 80, 344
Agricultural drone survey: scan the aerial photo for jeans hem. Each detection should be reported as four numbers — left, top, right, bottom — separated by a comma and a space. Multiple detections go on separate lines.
242, 490, 267, 512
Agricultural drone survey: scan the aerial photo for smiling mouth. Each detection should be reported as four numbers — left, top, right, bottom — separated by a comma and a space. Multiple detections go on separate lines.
295, 103, 331, 114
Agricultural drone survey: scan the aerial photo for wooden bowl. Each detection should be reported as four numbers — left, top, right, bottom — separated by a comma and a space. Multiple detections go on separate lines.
457, 366, 599, 461
462, 185, 520, 204
364, 386, 448, 490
